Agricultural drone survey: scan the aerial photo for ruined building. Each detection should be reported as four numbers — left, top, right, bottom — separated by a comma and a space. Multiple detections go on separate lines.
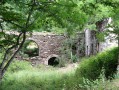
16, 18, 117, 65
17, 32, 66, 65
16, 29, 115, 65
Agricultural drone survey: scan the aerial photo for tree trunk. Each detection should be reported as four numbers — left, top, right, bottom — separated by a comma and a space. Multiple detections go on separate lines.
0, 0, 34, 81
2, 33, 26, 75
0, 69, 3, 83
0, 32, 26, 81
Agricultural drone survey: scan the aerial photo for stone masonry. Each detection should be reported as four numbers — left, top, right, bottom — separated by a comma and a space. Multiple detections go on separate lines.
26, 32, 65, 65
7, 30, 115, 65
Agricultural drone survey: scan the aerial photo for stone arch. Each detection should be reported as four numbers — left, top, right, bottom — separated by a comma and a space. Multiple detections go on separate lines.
46, 54, 59, 66
22, 39, 39, 57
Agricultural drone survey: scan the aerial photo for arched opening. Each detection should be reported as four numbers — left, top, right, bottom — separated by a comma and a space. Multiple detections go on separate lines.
20, 40, 39, 57
48, 57, 59, 66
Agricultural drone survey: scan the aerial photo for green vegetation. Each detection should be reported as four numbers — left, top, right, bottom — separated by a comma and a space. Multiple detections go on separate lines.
21, 40, 39, 57
0, 0, 119, 89
0, 0, 86, 78
76, 47, 118, 80
0, 0, 119, 81
0, 60, 77, 90
0, 47, 119, 90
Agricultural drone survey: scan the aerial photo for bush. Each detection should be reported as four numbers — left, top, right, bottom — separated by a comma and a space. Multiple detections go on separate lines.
75, 47, 118, 80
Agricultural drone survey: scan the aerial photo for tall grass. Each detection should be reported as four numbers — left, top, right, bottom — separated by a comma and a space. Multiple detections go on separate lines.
77, 69, 119, 90
0, 47, 118, 90
1, 71, 65, 90
0, 60, 78, 90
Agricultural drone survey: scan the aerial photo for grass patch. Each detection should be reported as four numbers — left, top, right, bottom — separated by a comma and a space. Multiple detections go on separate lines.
0, 60, 78, 90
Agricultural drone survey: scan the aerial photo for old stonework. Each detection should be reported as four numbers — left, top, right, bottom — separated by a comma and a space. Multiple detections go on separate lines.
16, 32, 65, 65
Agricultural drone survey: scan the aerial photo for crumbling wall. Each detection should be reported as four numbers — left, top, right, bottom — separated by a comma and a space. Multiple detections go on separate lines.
26, 33, 65, 65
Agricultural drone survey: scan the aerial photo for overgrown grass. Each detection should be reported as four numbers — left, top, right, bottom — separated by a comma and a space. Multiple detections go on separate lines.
0, 47, 119, 90
76, 69, 119, 90
1, 71, 67, 90
0, 60, 78, 90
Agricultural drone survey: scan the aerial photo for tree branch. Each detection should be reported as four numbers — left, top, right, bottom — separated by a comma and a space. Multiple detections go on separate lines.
2, 32, 26, 74
0, 23, 4, 32
5, 20, 23, 29
25, 0, 35, 29
0, 0, 37, 77
0, 45, 6, 51
0, 33, 23, 68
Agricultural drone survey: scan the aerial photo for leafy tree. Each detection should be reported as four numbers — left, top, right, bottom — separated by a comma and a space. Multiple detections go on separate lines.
107, 6, 119, 70
0, 0, 87, 81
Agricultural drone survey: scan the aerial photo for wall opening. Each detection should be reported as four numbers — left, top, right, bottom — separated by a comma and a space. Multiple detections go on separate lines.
21, 40, 39, 57
86, 46, 88, 56
72, 43, 77, 55
48, 57, 59, 66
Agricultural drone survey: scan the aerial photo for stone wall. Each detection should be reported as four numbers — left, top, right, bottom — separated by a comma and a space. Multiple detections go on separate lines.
26, 32, 65, 65
6, 30, 116, 65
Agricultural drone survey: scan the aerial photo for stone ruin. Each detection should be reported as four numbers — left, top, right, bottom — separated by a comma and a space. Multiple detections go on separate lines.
14, 30, 117, 66
18, 32, 66, 65
4, 19, 117, 66
16, 31, 101, 65
18, 32, 87, 66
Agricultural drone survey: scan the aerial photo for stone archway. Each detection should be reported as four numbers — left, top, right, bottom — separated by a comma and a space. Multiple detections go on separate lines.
21, 40, 39, 57
45, 54, 59, 65
48, 57, 59, 66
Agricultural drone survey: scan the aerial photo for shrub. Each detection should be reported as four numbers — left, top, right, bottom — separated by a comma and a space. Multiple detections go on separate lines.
71, 55, 78, 63
75, 47, 118, 80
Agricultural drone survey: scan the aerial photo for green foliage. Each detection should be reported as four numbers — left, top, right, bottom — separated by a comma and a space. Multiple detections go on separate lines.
75, 47, 118, 80
71, 55, 78, 63
7, 60, 32, 73
21, 40, 39, 57
78, 71, 119, 90
0, 0, 119, 89
1, 56, 119, 90
59, 37, 79, 65
0, 53, 3, 64
58, 57, 66, 67
0, 0, 89, 76
96, 32, 105, 42
77, 69, 119, 90
0, 0, 88, 47
23, 47, 38, 57
0, 72, 76, 90
0, 60, 78, 90
0, 33, 18, 47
